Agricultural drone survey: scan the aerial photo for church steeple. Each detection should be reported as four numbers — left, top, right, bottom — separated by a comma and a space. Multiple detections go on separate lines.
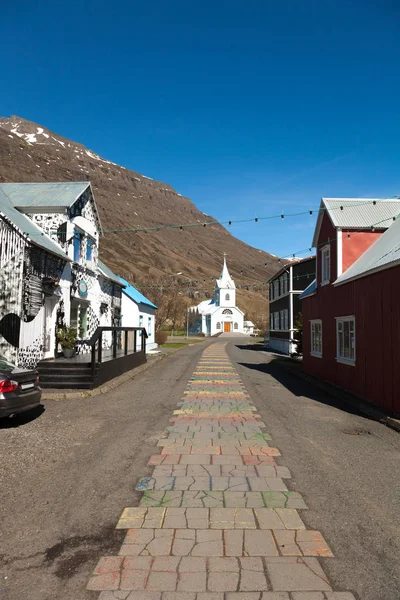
215, 255, 236, 307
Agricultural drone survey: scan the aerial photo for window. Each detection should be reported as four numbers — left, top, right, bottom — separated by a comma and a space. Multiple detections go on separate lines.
310, 320, 322, 357
280, 275, 288, 295
270, 314, 273, 330
234, 322, 238, 329
222, 308, 233, 315
216, 322, 221, 329
148, 316, 151, 336
73, 229, 82, 263
225, 293, 230, 301
139, 314, 143, 336
282, 309, 288, 330
336, 317, 356, 364
321, 245, 330, 284
273, 280, 279, 298
270, 284, 274, 300
273, 312, 279, 330
86, 238, 94, 263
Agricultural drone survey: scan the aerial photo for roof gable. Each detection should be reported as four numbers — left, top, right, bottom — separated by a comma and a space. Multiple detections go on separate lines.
312, 198, 400, 247
0, 181, 102, 234
0, 181, 90, 209
334, 217, 400, 286
0, 189, 69, 260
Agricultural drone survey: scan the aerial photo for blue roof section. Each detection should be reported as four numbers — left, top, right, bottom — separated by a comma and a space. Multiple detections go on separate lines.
118, 276, 157, 309
0, 182, 90, 208
97, 259, 125, 286
0, 189, 69, 260
299, 278, 317, 300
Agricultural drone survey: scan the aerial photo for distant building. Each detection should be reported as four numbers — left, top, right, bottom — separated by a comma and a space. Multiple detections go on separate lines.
243, 321, 255, 335
268, 256, 316, 354
300, 197, 400, 416
118, 277, 158, 352
190, 258, 245, 335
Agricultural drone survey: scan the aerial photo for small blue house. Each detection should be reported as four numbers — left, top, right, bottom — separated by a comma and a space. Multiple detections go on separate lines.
118, 277, 158, 351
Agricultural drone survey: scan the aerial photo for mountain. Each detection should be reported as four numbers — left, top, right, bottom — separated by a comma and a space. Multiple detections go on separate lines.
0, 116, 280, 319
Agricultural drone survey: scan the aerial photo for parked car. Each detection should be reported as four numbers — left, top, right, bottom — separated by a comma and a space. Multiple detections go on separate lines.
0, 356, 42, 418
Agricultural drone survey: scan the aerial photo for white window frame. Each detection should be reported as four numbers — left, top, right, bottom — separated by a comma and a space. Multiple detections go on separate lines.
336, 316, 356, 365
321, 245, 330, 285
310, 319, 322, 358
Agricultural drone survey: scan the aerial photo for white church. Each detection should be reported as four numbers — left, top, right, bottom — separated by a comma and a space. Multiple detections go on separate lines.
192, 258, 245, 336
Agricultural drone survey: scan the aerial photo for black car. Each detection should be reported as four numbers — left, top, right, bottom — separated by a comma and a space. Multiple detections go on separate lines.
0, 355, 42, 418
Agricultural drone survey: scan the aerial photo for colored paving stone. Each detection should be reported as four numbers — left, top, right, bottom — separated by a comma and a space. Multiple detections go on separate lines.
150, 465, 289, 478
88, 344, 358, 599
135, 476, 289, 492
116, 507, 306, 530
139, 491, 308, 509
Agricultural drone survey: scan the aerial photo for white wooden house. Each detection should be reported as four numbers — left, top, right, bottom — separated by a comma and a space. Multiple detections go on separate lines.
0, 182, 123, 368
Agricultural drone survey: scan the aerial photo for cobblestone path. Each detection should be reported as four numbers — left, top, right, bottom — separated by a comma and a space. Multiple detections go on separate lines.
87, 344, 357, 600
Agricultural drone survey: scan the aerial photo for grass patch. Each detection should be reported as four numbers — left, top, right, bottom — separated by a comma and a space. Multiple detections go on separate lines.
162, 343, 187, 348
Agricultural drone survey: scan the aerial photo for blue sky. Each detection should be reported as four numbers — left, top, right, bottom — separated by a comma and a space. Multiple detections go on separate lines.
2, 1, 400, 258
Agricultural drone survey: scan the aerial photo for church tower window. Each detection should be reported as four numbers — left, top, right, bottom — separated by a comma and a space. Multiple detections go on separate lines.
225, 293, 230, 301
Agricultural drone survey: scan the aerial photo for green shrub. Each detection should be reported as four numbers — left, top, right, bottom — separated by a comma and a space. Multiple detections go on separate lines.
56, 326, 77, 349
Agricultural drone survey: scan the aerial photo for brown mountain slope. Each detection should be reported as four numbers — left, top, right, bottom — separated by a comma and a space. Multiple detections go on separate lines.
0, 116, 280, 320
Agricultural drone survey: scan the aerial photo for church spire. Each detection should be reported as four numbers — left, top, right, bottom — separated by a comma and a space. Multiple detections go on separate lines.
220, 253, 230, 281
216, 254, 235, 289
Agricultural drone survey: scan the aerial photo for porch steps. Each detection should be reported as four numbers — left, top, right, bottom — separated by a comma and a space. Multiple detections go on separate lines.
37, 360, 98, 389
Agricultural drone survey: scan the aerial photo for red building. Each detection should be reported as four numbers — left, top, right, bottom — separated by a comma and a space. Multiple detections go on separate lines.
300, 197, 400, 417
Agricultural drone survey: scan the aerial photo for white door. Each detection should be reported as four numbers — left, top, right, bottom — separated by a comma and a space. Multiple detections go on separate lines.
43, 297, 56, 359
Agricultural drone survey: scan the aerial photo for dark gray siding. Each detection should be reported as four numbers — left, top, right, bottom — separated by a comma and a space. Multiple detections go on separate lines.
270, 295, 290, 312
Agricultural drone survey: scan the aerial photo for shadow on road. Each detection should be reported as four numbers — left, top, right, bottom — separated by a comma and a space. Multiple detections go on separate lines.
237, 359, 375, 421
236, 343, 268, 352
0, 404, 45, 429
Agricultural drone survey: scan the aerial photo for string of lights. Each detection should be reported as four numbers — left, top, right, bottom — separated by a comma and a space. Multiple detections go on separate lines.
21, 197, 395, 237
133, 213, 397, 291
135, 271, 317, 291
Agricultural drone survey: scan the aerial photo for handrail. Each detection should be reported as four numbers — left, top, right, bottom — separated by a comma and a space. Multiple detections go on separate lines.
84, 326, 148, 379
87, 326, 148, 347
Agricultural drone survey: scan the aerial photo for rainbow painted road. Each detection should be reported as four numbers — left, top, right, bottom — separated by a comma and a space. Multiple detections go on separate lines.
87, 343, 357, 600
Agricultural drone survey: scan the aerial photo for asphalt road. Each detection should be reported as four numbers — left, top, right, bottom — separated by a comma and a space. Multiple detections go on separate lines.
1, 339, 399, 600
229, 342, 400, 600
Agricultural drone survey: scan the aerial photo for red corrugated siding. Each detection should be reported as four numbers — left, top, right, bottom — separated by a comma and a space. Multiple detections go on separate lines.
303, 266, 400, 416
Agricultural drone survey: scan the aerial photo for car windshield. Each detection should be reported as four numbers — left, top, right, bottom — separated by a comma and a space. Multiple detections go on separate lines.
0, 355, 16, 373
